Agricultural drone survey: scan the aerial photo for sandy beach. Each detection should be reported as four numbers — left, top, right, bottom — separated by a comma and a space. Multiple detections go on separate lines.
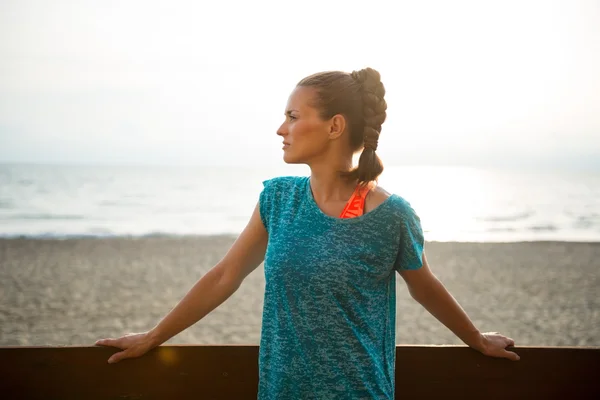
0, 237, 598, 347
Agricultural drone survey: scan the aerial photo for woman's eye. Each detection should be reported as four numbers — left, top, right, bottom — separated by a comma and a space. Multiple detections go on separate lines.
288, 115, 297, 121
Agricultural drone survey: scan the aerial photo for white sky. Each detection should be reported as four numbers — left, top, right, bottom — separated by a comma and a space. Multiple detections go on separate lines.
1, 0, 599, 169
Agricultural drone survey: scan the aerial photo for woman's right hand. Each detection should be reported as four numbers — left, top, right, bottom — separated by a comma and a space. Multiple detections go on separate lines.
95, 332, 157, 364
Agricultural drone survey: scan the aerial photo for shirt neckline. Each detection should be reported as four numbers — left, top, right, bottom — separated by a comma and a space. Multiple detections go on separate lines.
304, 176, 396, 223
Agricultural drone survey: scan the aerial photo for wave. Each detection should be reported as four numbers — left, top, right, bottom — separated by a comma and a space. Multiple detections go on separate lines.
2, 213, 86, 221
476, 211, 534, 222
98, 200, 145, 207
0, 231, 238, 239
528, 224, 558, 231
485, 227, 517, 232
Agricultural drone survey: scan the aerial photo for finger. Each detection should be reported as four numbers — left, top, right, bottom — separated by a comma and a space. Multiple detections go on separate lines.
95, 338, 117, 347
504, 350, 520, 361
505, 337, 515, 347
108, 349, 129, 364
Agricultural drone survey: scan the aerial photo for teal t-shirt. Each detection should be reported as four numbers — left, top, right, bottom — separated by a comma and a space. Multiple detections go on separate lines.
258, 176, 424, 399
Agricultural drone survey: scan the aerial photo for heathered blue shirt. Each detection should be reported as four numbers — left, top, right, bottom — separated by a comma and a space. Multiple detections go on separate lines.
258, 176, 424, 400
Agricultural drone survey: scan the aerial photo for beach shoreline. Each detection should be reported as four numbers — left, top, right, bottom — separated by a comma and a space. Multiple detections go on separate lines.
1, 237, 599, 347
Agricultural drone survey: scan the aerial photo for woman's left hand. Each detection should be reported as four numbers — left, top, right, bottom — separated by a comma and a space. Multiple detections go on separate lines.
477, 332, 520, 361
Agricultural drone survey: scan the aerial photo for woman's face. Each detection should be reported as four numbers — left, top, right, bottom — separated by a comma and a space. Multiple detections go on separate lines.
277, 86, 331, 165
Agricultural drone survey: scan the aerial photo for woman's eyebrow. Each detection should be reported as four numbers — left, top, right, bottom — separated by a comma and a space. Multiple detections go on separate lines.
285, 109, 299, 115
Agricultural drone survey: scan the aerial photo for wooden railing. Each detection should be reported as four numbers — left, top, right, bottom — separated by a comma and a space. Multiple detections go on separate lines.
1, 345, 598, 399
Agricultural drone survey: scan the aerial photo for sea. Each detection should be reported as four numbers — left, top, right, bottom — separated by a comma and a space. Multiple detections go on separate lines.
1, 163, 599, 242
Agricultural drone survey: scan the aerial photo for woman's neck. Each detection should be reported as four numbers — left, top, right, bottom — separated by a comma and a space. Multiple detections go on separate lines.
308, 163, 357, 203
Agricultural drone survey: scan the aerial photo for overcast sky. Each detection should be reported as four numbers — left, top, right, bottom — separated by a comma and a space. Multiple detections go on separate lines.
1, 0, 599, 169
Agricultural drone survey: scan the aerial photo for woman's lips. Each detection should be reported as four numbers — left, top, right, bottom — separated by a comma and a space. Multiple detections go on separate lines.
282, 143, 290, 149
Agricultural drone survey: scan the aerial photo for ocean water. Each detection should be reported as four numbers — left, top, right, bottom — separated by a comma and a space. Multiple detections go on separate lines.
0, 163, 599, 242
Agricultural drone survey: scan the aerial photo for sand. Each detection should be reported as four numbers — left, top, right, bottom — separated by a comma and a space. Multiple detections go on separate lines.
0, 237, 598, 347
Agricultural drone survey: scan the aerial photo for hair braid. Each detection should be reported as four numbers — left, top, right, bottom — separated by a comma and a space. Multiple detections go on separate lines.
350, 68, 387, 185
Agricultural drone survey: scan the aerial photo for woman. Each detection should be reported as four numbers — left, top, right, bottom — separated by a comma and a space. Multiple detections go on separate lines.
96, 68, 520, 399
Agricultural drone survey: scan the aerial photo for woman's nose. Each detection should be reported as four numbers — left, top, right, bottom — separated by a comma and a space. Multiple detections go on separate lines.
276, 123, 287, 137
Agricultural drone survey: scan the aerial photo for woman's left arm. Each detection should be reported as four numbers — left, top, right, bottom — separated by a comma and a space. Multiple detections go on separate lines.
398, 252, 520, 361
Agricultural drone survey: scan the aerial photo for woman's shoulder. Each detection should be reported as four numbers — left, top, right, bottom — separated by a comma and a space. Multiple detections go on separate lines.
369, 185, 419, 217
262, 175, 306, 190
259, 176, 307, 223
260, 176, 307, 202
365, 185, 391, 213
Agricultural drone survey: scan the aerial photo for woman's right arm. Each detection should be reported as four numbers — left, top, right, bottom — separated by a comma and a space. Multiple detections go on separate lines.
95, 201, 268, 363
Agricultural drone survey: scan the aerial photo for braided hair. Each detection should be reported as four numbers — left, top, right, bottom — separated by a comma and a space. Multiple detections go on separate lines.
297, 67, 387, 187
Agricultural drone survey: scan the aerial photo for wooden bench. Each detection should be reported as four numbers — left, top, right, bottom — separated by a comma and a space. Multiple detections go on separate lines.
1, 345, 598, 399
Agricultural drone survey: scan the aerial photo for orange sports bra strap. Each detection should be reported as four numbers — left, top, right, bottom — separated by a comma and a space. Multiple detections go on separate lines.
339, 184, 371, 219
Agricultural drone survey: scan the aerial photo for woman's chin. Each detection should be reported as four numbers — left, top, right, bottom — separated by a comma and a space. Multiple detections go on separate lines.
283, 153, 298, 164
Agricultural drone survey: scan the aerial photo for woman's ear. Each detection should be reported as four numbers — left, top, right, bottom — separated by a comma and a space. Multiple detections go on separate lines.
329, 114, 346, 140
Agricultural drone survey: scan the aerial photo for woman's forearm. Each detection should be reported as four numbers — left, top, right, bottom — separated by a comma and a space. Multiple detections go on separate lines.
146, 265, 239, 347
411, 277, 485, 352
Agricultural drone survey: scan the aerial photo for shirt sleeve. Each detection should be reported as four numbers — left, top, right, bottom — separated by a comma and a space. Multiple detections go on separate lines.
259, 179, 273, 232
393, 200, 425, 271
